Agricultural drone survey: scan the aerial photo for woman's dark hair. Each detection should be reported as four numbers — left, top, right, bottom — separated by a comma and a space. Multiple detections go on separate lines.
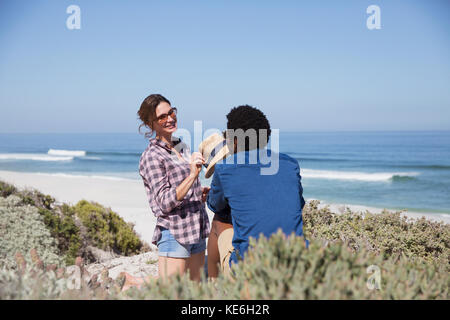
137, 94, 171, 138
226, 105, 271, 151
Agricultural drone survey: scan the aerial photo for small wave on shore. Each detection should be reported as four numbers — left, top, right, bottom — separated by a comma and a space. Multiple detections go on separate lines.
47, 150, 101, 160
77, 156, 102, 161
47, 149, 86, 157
88, 151, 141, 157
0, 153, 74, 162
35, 172, 137, 181
0, 149, 103, 162
302, 169, 419, 182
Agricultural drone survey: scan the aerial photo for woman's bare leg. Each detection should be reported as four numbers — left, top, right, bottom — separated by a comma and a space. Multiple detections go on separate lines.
186, 250, 205, 282
158, 256, 186, 280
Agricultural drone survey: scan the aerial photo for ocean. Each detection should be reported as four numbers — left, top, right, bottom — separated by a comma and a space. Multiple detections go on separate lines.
0, 131, 449, 215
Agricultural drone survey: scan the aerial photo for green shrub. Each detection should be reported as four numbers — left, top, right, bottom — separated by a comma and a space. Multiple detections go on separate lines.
0, 266, 67, 300
0, 180, 55, 209
302, 200, 450, 267
1, 179, 448, 300
0, 180, 82, 265
0, 196, 63, 269
0, 249, 121, 300
124, 231, 448, 300
0, 227, 448, 300
73, 200, 142, 255
0, 181, 17, 198
229, 231, 447, 299
0, 180, 146, 265
19, 189, 54, 209
38, 208, 81, 265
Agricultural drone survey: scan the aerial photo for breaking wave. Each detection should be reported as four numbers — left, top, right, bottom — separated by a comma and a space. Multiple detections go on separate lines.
301, 169, 419, 182
47, 149, 86, 157
0, 153, 73, 162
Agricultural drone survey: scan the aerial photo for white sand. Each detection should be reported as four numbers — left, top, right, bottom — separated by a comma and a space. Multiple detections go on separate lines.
1, 170, 448, 248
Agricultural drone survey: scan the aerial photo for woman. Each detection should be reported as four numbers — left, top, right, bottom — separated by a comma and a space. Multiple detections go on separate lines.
137, 94, 210, 282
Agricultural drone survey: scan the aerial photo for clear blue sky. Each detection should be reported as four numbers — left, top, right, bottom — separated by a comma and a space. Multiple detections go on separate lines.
0, 0, 449, 133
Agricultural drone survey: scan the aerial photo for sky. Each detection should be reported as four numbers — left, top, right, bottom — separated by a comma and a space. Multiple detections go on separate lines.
0, 0, 449, 133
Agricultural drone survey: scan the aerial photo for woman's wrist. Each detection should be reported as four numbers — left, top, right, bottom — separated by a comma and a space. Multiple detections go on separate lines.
189, 171, 199, 179
176, 172, 198, 201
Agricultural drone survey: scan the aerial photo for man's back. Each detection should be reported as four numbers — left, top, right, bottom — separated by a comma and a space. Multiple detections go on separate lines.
207, 148, 306, 265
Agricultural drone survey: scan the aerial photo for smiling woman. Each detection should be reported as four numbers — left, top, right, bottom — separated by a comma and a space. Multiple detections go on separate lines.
137, 94, 210, 282
137, 94, 172, 138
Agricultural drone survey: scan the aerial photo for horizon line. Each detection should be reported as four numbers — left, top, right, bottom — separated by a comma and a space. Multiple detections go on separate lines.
1, 129, 450, 135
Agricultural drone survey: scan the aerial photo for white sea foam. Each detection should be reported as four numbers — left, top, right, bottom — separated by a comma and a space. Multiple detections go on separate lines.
0, 153, 73, 161
301, 169, 419, 182
35, 172, 137, 181
48, 149, 86, 157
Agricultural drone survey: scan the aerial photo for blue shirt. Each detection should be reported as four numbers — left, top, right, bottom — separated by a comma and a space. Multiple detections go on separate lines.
207, 149, 306, 266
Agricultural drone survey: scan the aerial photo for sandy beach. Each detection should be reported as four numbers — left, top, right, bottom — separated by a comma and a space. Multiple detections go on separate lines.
1, 170, 448, 247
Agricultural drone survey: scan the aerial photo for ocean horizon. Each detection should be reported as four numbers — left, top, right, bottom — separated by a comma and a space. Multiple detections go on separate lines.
1, 131, 449, 215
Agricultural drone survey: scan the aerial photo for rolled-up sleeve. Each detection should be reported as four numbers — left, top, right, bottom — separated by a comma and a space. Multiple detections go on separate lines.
207, 169, 229, 217
140, 154, 183, 214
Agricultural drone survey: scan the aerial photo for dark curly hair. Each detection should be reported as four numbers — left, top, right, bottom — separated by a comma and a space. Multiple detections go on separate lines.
226, 105, 271, 151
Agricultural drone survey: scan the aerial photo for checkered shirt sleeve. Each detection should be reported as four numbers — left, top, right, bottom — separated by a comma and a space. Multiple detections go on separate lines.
140, 151, 183, 214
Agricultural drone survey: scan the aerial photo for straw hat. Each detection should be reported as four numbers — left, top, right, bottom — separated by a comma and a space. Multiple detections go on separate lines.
198, 132, 231, 179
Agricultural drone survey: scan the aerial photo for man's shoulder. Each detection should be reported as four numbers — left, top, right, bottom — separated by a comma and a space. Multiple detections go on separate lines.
260, 149, 299, 168
278, 152, 300, 167
213, 150, 299, 172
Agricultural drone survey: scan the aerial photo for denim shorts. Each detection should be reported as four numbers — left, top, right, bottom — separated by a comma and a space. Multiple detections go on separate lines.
157, 228, 206, 258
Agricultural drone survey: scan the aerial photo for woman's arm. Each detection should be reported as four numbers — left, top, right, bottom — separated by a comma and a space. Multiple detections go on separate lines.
140, 151, 204, 213
140, 155, 183, 214
175, 152, 204, 201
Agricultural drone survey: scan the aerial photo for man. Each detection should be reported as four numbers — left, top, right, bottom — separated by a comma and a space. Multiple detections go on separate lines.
206, 105, 306, 276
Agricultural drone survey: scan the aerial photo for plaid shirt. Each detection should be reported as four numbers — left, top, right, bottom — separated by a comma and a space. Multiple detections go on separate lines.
139, 137, 210, 245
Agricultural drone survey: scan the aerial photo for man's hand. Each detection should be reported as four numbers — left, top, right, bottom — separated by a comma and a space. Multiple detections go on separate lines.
201, 186, 210, 203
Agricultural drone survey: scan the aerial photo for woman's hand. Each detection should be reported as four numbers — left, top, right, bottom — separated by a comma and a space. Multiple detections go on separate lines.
201, 186, 210, 203
189, 152, 205, 178
176, 152, 205, 202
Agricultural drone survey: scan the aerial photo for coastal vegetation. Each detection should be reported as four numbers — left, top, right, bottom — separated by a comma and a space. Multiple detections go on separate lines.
0, 180, 448, 299
0, 180, 146, 267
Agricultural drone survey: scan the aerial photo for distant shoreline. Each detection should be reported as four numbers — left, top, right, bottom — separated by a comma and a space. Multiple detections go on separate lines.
0, 170, 448, 237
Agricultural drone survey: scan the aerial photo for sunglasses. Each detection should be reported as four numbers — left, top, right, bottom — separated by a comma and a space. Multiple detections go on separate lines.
155, 107, 177, 124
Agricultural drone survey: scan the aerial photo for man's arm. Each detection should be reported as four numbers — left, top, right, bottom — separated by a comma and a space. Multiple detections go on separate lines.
297, 163, 306, 210
207, 169, 229, 218
300, 183, 306, 210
